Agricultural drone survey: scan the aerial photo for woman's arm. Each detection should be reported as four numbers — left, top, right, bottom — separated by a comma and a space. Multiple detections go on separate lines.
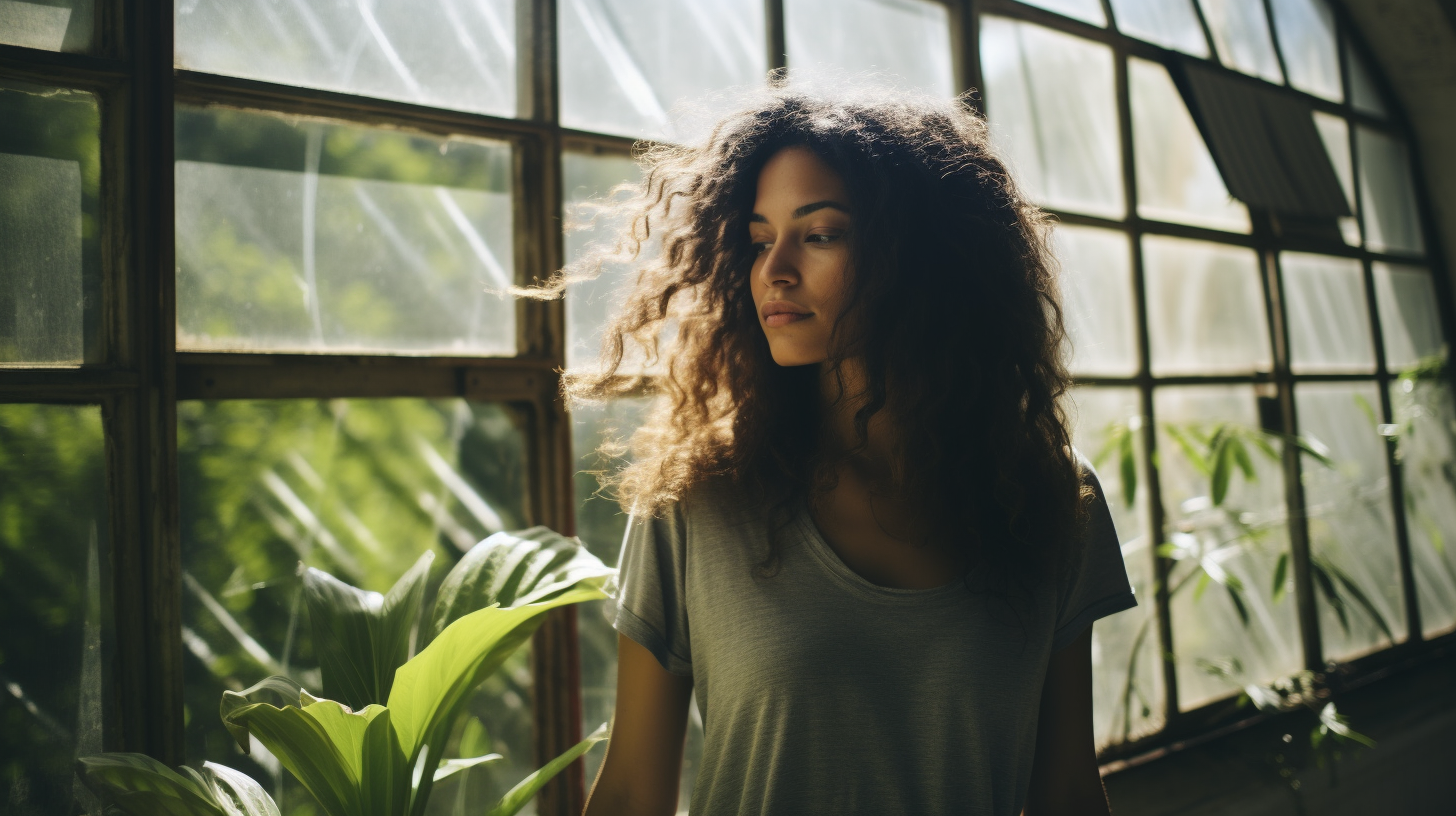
1023, 626, 1112, 816
583, 632, 695, 816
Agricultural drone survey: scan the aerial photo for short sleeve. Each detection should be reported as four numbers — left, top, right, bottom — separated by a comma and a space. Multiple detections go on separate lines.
611, 502, 693, 676
1052, 458, 1138, 652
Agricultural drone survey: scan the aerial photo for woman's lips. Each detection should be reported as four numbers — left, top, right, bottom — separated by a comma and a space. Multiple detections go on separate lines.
761, 301, 811, 327
764, 312, 810, 328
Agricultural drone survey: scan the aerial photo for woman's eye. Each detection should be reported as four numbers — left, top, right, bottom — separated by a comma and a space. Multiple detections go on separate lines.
751, 241, 772, 255
806, 232, 842, 245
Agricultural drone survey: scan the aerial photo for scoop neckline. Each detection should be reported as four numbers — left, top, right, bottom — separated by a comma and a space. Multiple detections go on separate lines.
793, 503, 967, 605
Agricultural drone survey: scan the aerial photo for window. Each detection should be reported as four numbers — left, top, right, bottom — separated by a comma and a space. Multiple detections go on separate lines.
0, 2, 1450, 814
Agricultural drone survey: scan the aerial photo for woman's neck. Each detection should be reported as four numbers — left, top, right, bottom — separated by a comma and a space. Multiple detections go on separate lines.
818, 359, 896, 483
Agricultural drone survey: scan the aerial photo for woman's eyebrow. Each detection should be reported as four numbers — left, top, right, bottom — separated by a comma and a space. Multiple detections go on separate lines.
748, 200, 852, 223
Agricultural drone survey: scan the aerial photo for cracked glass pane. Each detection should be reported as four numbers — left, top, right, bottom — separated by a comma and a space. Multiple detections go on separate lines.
1130, 58, 1250, 233
1269, 0, 1342, 101
1054, 226, 1137, 377
175, 0, 516, 117
179, 398, 533, 815
175, 107, 515, 355
1155, 385, 1301, 709
0, 404, 108, 816
0, 0, 93, 52
981, 17, 1124, 219
787, 0, 954, 98
1198, 0, 1285, 83
1390, 373, 1456, 638
560, 0, 765, 141
1144, 236, 1271, 376
0, 81, 100, 365
1357, 127, 1425, 257
1109, 0, 1210, 56
1281, 252, 1376, 374
1373, 263, 1443, 371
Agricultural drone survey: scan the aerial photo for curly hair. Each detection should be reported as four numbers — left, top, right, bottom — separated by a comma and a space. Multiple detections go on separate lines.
547, 86, 1089, 587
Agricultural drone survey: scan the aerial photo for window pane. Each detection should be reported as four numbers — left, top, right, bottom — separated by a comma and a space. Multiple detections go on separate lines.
1068, 387, 1163, 747
0, 0, 92, 52
1108, 0, 1210, 56
1281, 252, 1375, 374
1130, 59, 1251, 233
1269, 0, 1341, 101
1295, 381, 1404, 659
1144, 236, 1270, 376
787, 0, 954, 98
1390, 374, 1456, 637
0, 404, 107, 816
560, 0, 765, 141
981, 17, 1124, 219
175, 0, 516, 118
179, 398, 533, 812
1155, 385, 1301, 708
0, 81, 100, 365
1311, 112, 1360, 245
176, 107, 515, 355
1016, 0, 1106, 25
1197, 0, 1285, 83
1373, 263, 1443, 371
1346, 40, 1387, 118
564, 151, 644, 371
1357, 127, 1425, 256
1055, 226, 1137, 376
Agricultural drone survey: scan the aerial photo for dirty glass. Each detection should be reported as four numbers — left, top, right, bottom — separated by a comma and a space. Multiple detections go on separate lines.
1390, 373, 1456, 637
178, 398, 534, 815
1197, 0, 1285, 83
1311, 112, 1360, 245
1346, 40, 1387, 118
563, 151, 644, 372
1108, 0, 1210, 56
786, 0, 954, 98
1295, 381, 1404, 660
560, 0, 765, 141
0, 0, 92, 52
1069, 387, 1163, 747
1143, 236, 1271, 376
1357, 127, 1425, 257
1054, 226, 1137, 377
1269, 0, 1342, 101
1373, 263, 1443, 371
1280, 253, 1375, 374
175, 0, 516, 118
980, 17, 1124, 219
1016, 0, 1106, 25
1129, 59, 1251, 233
1155, 385, 1301, 708
175, 107, 516, 356
0, 81, 100, 365
0, 404, 107, 816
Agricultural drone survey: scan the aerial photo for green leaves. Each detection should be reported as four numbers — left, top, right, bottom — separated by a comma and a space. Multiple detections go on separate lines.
485, 722, 610, 816
76, 754, 280, 816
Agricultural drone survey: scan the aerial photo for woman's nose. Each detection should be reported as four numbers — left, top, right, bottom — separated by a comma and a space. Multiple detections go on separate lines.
758, 243, 799, 288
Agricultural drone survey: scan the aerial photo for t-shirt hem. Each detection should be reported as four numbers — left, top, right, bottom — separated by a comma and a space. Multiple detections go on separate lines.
613, 603, 694, 676
1052, 591, 1137, 652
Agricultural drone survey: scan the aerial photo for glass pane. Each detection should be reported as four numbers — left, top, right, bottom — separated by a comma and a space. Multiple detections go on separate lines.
1281, 252, 1375, 374
1197, 0, 1284, 83
564, 151, 644, 371
1295, 381, 1404, 659
1155, 385, 1301, 708
1055, 226, 1137, 376
1311, 112, 1360, 245
0, 404, 108, 816
1016, 0, 1106, 26
175, 0, 516, 118
1346, 40, 1387, 118
176, 107, 515, 355
1357, 127, 1425, 257
1069, 387, 1163, 747
786, 0, 954, 98
0, 81, 100, 365
1108, 0, 1210, 56
1130, 59, 1251, 233
981, 17, 1124, 219
1390, 373, 1456, 637
1269, 0, 1341, 101
0, 0, 92, 52
560, 0, 766, 141
1144, 236, 1270, 376
1373, 263, 1443, 371
179, 399, 533, 813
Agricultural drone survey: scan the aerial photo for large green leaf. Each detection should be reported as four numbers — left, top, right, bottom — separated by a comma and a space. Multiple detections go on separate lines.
306, 550, 435, 710
199, 762, 283, 816
360, 706, 410, 816
485, 722, 611, 816
220, 675, 306, 754
222, 701, 361, 816
429, 527, 614, 638
77, 753, 226, 816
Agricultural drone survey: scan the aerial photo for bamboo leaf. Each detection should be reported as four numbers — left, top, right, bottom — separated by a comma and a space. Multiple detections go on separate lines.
1326, 559, 1397, 644
432, 754, 503, 784
77, 753, 226, 816
1226, 583, 1251, 627
1310, 561, 1351, 636
1118, 428, 1138, 510
1211, 433, 1235, 506
1164, 424, 1210, 476
1271, 552, 1289, 604
484, 723, 611, 816
1247, 432, 1280, 461
1229, 435, 1256, 481
1318, 702, 1376, 748
1292, 434, 1335, 469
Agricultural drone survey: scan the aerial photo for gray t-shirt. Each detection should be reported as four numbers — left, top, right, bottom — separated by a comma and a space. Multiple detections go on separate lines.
611, 464, 1136, 816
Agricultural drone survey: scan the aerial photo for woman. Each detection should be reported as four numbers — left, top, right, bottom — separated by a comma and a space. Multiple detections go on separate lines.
563, 89, 1135, 816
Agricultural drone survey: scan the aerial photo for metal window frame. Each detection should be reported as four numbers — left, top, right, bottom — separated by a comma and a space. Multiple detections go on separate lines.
0, 0, 1452, 811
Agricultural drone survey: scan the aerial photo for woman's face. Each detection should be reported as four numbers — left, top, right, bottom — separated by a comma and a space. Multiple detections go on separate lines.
748, 146, 853, 367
